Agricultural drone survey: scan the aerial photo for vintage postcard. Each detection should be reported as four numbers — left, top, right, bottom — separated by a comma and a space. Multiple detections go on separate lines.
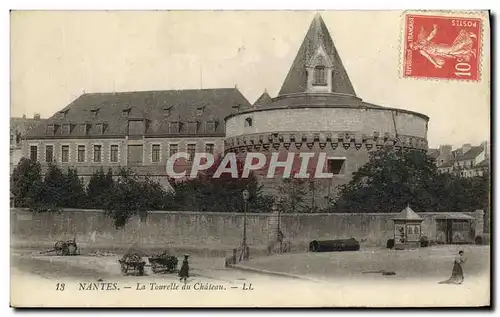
10, 10, 491, 308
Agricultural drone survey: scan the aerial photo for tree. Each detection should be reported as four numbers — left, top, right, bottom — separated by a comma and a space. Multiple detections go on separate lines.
63, 167, 87, 208
104, 169, 168, 229
11, 158, 42, 208
278, 177, 308, 213
170, 156, 273, 212
86, 168, 115, 209
333, 147, 491, 214
334, 147, 441, 213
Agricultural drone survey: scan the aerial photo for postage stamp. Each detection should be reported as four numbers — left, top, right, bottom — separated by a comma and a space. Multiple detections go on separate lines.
403, 14, 482, 81
9, 10, 491, 308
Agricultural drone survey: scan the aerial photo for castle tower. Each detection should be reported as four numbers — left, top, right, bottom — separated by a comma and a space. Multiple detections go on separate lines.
223, 13, 429, 210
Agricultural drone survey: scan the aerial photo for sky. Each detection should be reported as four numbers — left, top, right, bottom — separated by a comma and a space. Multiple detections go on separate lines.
10, 10, 490, 149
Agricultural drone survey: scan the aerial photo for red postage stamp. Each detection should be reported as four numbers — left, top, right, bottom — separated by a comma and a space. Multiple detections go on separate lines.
403, 14, 482, 81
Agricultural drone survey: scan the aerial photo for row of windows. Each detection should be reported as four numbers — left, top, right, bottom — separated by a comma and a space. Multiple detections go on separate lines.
45, 120, 220, 136
29, 143, 216, 164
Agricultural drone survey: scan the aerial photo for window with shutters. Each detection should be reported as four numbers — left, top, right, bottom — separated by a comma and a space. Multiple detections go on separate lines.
93, 145, 102, 162
152, 144, 161, 163
29, 145, 38, 161
110, 145, 119, 163
77, 145, 86, 162
169, 144, 178, 158
61, 145, 69, 163
187, 144, 196, 162
205, 143, 215, 154
45, 145, 53, 163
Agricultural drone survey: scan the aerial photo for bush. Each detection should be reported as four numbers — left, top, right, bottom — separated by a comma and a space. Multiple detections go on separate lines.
386, 238, 395, 249
420, 236, 429, 247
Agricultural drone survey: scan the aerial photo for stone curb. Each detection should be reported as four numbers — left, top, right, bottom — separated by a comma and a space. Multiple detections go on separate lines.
227, 263, 326, 284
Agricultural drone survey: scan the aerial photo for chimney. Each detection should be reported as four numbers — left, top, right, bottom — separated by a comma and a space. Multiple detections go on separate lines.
438, 145, 452, 164
34, 113, 41, 120
461, 143, 472, 155
482, 141, 489, 158
439, 145, 452, 156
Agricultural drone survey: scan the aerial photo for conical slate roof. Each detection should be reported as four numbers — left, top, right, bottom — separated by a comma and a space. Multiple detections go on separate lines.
278, 13, 357, 96
253, 90, 272, 107
392, 205, 423, 221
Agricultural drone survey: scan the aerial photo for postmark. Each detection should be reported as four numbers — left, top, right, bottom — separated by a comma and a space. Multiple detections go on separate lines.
403, 14, 482, 81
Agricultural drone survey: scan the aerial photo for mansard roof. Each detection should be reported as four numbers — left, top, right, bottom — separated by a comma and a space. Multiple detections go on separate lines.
278, 13, 357, 96
26, 88, 251, 139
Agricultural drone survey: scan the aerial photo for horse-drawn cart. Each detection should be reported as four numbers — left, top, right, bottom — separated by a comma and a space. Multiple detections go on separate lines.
148, 251, 178, 274
118, 253, 146, 276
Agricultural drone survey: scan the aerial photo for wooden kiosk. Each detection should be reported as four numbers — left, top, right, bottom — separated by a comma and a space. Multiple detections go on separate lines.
391, 205, 423, 250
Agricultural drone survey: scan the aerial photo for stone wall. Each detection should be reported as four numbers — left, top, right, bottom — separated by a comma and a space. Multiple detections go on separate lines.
225, 107, 428, 139
10, 209, 484, 252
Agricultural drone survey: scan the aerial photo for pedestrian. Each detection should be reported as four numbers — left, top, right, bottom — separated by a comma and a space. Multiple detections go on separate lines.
178, 254, 190, 283
439, 250, 467, 284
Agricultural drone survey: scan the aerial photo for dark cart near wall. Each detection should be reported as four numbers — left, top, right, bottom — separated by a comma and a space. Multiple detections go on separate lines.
119, 253, 146, 276
309, 238, 360, 252
148, 252, 178, 274
54, 238, 79, 256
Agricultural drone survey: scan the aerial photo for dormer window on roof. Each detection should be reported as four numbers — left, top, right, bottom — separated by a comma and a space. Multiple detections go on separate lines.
168, 121, 181, 134
122, 107, 131, 117
206, 119, 218, 133
90, 108, 100, 117
164, 107, 172, 117
232, 104, 241, 112
46, 124, 55, 136
197, 106, 205, 116
313, 66, 327, 86
62, 123, 72, 135
58, 110, 69, 119
81, 123, 91, 135
128, 119, 145, 136
93, 122, 106, 134
187, 121, 199, 134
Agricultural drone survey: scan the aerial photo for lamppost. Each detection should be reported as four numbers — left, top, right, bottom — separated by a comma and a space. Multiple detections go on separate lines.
272, 201, 282, 253
242, 189, 250, 260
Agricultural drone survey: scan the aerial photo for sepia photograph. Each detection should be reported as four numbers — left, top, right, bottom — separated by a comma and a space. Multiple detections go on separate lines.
9, 9, 491, 308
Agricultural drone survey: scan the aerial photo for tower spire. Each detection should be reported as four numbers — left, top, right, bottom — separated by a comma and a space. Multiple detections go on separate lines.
278, 13, 356, 96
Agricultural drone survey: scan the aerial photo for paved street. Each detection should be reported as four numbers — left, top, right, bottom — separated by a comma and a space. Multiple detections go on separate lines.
240, 245, 491, 282
10, 246, 491, 307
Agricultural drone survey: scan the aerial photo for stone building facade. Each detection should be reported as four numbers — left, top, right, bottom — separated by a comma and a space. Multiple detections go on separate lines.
224, 14, 429, 204
430, 142, 489, 177
10, 114, 44, 172
23, 88, 250, 188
